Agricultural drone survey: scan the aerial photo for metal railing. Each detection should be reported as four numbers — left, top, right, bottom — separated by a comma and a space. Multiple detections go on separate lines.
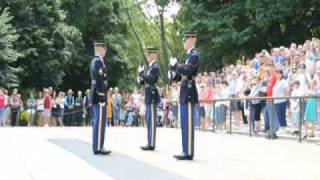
3, 102, 92, 126
167, 95, 320, 143
214, 96, 311, 143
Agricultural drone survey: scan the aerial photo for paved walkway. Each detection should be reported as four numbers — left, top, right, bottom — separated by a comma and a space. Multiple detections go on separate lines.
0, 127, 319, 180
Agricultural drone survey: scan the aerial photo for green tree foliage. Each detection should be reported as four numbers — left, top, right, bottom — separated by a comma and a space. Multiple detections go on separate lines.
120, 0, 161, 89
178, 0, 320, 71
0, 0, 182, 91
61, 0, 130, 90
1, 0, 319, 91
0, 8, 20, 88
0, 0, 83, 89
122, 0, 182, 85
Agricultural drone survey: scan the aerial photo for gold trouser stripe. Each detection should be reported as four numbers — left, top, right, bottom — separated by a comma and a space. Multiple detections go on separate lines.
188, 103, 192, 156
151, 104, 154, 147
98, 105, 102, 151
106, 105, 108, 120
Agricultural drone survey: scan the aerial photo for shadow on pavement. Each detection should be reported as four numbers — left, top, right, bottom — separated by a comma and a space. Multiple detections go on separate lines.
49, 139, 188, 180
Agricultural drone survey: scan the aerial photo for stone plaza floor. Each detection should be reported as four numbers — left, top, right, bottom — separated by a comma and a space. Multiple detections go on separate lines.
0, 127, 319, 180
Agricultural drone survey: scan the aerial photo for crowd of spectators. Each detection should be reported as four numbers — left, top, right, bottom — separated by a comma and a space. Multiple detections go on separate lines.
0, 86, 150, 128
0, 87, 92, 127
164, 38, 320, 140
1, 38, 320, 141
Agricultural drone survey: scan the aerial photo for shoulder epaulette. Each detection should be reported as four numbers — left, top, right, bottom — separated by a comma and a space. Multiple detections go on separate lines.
192, 49, 199, 56
93, 56, 100, 62
153, 63, 160, 68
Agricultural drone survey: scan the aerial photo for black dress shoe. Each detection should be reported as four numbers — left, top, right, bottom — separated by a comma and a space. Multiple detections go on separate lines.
93, 151, 100, 155
292, 131, 298, 136
265, 133, 271, 139
100, 149, 112, 155
140, 145, 155, 151
174, 154, 193, 160
270, 133, 279, 140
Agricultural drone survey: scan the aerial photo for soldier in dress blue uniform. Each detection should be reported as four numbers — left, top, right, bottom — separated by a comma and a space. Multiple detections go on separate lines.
138, 47, 160, 151
90, 42, 111, 155
169, 32, 199, 160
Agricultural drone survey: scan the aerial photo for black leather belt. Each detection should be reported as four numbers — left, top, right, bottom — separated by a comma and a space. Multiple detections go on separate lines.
145, 83, 154, 88
182, 75, 195, 80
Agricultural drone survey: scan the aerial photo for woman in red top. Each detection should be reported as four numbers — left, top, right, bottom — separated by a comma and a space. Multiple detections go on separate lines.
43, 89, 53, 127
265, 64, 279, 139
0, 88, 6, 126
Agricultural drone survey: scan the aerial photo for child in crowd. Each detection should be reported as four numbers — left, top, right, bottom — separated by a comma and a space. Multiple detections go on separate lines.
169, 84, 179, 127
36, 91, 44, 126
290, 81, 303, 135
198, 83, 206, 130
119, 103, 126, 126
316, 76, 320, 145
243, 86, 251, 129
26, 92, 36, 126
304, 80, 317, 139
139, 94, 146, 127
125, 96, 135, 126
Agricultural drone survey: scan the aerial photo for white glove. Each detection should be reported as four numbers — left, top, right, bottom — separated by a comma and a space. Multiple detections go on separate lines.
138, 65, 144, 73
169, 57, 178, 67
168, 71, 176, 79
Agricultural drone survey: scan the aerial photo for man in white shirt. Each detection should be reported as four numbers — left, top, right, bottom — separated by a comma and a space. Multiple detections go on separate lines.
273, 70, 289, 128
295, 65, 308, 94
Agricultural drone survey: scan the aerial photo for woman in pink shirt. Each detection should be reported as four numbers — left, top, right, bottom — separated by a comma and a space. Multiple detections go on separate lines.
203, 81, 214, 130
0, 88, 6, 126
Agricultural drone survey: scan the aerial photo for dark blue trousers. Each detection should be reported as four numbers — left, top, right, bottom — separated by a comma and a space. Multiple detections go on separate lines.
263, 105, 270, 131
275, 101, 287, 127
92, 103, 107, 153
146, 103, 157, 147
180, 103, 196, 157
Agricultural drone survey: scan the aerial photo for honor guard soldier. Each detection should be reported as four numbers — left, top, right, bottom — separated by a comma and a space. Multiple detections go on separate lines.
169, 32, 199, 160
90, 41, 111, 155
138, 47, 160, 151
